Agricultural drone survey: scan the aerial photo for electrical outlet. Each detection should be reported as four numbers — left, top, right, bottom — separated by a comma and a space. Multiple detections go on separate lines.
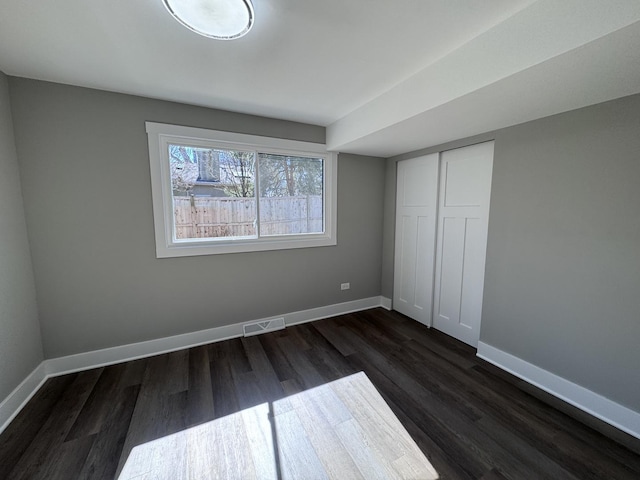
341, 282, 350, 290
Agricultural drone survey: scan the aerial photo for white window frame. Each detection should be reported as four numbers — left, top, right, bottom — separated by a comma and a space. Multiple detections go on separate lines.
146, 122, 337, 258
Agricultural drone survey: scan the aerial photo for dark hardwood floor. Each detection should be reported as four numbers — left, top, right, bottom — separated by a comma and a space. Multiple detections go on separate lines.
1, 308, 639, 479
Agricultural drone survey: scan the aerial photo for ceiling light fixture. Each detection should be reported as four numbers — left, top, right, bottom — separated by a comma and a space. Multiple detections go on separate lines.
162, 0, 254, 40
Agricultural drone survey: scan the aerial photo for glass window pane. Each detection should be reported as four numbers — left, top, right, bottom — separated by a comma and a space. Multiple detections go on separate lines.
258, 153, 324, 236
169, 144, 256, 240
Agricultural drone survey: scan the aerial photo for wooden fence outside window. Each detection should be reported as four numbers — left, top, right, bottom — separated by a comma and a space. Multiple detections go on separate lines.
173, 195, 323, 239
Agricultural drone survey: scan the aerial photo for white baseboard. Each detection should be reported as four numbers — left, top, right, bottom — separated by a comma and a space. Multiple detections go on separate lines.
0, 296, 388, 435
285, 296, 387, 326
0, 363, 48, 434
47, 296, 388, 376
477, 342, 640, 440
379, 296, 392, 310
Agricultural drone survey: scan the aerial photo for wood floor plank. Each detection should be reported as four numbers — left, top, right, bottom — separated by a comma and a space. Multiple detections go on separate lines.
2, 307, 639, 479
302, 323, 359, 378
39, 434, 96, 480
114, 351, 189, 477
466, 361, 640, 477
350, 339, 571, 478
276, 333, 327, 390
334, 417, 397, 480
274, 407, 329, 480
77, 384, 140, 480
334, 373, 439, 479
473, 415, 580, 480
208, 340, 240, 418
241, 336, 285, 401
285, 389, 366, 480
479, 469, 510, 480
258, 331, 304, 385
311, 318, 358, 356
380, 390, 477, 480
372, 310, 479, 372
186, 345, 215, 427
280, 377, 304, 396
66, 363, 127, 441
347, 323, 485, 423
207, 404, 259, 479
0, 375, 75, 479
7, 369, 103, 480
239, 402, 278, 479
345, 352, 491, 478
343, 342, 568, 478
547, 427, 640, 480
234, 370, 269, 410
116, 357, 148, 389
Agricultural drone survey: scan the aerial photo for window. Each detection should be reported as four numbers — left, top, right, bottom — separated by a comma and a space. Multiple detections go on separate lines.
146, 122, 337, 257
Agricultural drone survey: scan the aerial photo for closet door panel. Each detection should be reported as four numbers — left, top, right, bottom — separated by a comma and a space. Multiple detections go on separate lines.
436, 217, 465, 325
433, 142, 493, 347
393, 154, 439, 325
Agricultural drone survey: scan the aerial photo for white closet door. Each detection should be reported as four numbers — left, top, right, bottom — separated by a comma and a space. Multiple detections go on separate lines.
393, 154, 439, 326
433, 142, 494, 347
433, 142, 493, 347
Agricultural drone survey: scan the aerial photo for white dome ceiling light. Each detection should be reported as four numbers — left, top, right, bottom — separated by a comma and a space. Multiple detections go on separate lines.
162, 0, 254, 40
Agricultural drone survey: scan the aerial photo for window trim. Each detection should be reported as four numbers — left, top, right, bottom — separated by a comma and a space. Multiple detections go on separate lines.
146, 122, 337, 257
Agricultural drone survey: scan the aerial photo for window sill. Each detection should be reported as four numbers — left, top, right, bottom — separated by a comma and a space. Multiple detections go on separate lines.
156, 234, 336, 258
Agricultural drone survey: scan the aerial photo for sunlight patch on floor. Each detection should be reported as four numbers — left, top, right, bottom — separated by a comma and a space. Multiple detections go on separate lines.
119, 372, 439, 479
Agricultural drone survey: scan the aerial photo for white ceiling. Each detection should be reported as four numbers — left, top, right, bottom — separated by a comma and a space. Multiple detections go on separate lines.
1, 0, 639, 157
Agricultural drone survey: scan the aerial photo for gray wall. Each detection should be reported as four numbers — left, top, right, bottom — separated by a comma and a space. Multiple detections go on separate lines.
384, 94, 640, 411
9, 78, 386, 359
0, 73, 43, 401
380, 158, 396, 299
